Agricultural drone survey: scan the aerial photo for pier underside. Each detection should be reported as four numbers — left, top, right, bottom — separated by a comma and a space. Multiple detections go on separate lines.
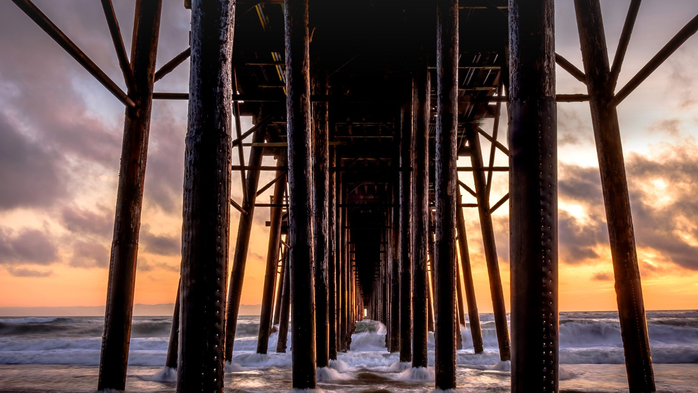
12, 0, 696, 390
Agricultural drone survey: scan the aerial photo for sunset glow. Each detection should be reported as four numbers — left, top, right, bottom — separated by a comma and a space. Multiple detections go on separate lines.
1, 0, 698, 316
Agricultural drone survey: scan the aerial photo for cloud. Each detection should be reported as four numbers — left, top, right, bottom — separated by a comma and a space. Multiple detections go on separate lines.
557, 140, 698, 271
0, 227, 58, 266
625, 145, 698, 271
665, 50, 698, 110
649, 119, 682, 137
0, 4, 123, 170
6, 267, 53, 277
142, 105, 187, 214
557, 105, 594, 147
141, 225, 180, 256
591, 272, 612, 281
558, 164, 604, 205
0, 113, 65, 210
558, 210, 604, 264
61, 205, 114, 238
557, 164, 609, 264
70, 240, 109, 268
138, 257, 179, 273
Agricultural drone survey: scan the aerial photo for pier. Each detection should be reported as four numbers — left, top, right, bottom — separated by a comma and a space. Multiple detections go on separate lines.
11, 0, 698, 391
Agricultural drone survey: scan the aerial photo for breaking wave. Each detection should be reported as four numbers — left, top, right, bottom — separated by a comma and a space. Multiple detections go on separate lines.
0, 312, 696, 367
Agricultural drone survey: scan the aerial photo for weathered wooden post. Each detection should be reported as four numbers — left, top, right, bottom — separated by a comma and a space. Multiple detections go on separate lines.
412, 62, 430, 369
574, 1, 655, 391
427, 227, 435, 333
465, 123, 511, 361
165, 284, 180, 369
455, 297, 463, 350
313, 68, 330, 368
399, 100, 413, 363
455, 255, 466, 329
273, 250, 286, 326
349, 225, 354, 345
285, 0, 317, 387
225, 122, 266, 360
389, 137, 401, 352
277, 250, 291, 353
509, 0, 558, 391
378, 245, 385, 324
351, 255, 357, 327
341, 207, 349, 350
98, 1, 161, 390
257, 154, 287, 354
343, 217, 350, 348
434, 0, 458, 388
337, 172, 346, 352
329, 149, 338, 360
176, 0, 234, 391
456, 189, 484, 353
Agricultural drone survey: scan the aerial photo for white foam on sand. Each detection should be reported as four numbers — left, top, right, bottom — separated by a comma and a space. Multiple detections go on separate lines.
317, 366, 352, 381
233, 353, 270, 365
490, 360, 511, 372
328, 358, 350, 372
387, 361, 412, 372
559, 366, 579, 380
225, 361, 244, 372
143, 366, 177, 382
288, 389, 325, 393
337, 351, 397, 368
395, 366, 435, 382
229, 352, 294, 368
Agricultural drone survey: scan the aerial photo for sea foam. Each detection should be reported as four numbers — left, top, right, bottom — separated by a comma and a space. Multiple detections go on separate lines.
396, 366, 435, 382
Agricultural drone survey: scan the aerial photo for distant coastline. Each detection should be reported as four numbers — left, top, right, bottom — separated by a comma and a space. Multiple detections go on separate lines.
0, 303, 262, 317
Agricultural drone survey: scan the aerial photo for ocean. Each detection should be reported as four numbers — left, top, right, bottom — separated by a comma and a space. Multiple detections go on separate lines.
0, 311, 696, 392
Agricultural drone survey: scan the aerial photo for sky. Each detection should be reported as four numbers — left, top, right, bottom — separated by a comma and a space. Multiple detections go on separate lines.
0, 0, 697, 316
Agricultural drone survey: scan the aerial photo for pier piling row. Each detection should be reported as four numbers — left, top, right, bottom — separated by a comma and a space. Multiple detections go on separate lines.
13, 0, 697, 390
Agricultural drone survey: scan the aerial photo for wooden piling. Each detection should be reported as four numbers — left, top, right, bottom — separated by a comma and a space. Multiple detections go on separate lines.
338, 174, 346, 352
456, 190, 484, 353
412, 63, 430, 369
434, 0, 458, 388
399, 100, 413, 363
256, 154, 287, 354
574, 1, 655, 391
176, 0, 233, 391
165, 283, 180, 369
509, 0, 559, 391
329, 149, 338, 360
313, 69, 330, 368
224, 122, 267, 361
285, 0, 317, 386
342, 217, 350, 348
277, 250, 291, 353
389, 148, 401, 352
427, 228, 435, 333
347, 220, 352, 345
465, 123, 511, 361
455, 247, 466, 330
337, 207, 350, 352
456, 296, 463, 350
272, 249, 286, 326
378, 244, 385, 324
351, 254, 357, 328
427, 271, 434, 333
98, 1, 161, 390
